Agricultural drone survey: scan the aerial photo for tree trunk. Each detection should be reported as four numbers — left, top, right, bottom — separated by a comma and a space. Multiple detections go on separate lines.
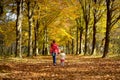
66, 43, 68, 54
15, 0, 23, 58
102, 0, 120, 58
80, 0, 90, 55
34, 20, 39, 56
76, 19, 79, 55
44, 25, 48, 55
42, 41, 45, 55
91, 14, 96, 55
76, 26, 79, 55
102, 0, 111, 58
84, 21, 88, 55
27, 1, 33, 57
68, 40, 70, 54
79, 27, 83, 54
102, 29, 110, 58
71, 39, 74, 54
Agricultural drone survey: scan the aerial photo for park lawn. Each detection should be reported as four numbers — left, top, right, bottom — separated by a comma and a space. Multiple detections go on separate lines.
0, 55, 120, 80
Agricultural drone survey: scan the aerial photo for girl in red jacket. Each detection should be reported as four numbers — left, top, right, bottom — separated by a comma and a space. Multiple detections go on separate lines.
50, 40, 59, 66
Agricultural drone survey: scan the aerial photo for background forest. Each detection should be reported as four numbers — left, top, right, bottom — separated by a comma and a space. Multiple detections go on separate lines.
0, 0, 120, 58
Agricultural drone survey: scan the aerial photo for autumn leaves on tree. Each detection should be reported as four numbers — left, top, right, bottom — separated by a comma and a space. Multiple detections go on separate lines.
0, 0, 120, 58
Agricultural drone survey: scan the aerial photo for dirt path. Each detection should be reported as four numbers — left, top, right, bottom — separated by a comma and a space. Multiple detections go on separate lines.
0, 55, 120, 80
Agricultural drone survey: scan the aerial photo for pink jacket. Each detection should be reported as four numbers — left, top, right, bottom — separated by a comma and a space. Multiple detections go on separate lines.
50, 43, 59, 54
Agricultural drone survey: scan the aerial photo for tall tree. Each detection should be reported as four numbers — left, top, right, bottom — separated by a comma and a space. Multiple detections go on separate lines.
33, 2, 41, 56
79, 0, 91, 55
15, 0, 23, 58
79, 18, 84, 54
91, 0, 105, 55
26, 0, 36, 57
75, 17, 84, 54
102, 0, 120, 58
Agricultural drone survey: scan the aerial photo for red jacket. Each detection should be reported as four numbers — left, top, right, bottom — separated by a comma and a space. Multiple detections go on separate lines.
50, 43, 59, 54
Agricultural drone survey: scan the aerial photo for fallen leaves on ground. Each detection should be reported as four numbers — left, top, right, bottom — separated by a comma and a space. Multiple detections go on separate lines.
0, 55, 120, 80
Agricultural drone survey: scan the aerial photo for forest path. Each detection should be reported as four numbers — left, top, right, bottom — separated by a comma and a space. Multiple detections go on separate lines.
0, 55, 120, 80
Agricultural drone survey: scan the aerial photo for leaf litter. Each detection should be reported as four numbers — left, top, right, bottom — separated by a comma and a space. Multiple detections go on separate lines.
0, 55, 120, 80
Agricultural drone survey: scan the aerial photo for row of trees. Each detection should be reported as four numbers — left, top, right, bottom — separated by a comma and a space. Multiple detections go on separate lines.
0, 0, 65, 58
85, 0, 120, 58
64, 0, 120, 58
0, 0, 120, 58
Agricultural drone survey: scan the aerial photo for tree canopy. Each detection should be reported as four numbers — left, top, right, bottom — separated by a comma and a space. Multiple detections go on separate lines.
0, 0, 120, 58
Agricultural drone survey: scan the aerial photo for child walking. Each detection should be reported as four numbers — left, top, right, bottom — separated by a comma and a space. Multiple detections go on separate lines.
60, 50, 66, 66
